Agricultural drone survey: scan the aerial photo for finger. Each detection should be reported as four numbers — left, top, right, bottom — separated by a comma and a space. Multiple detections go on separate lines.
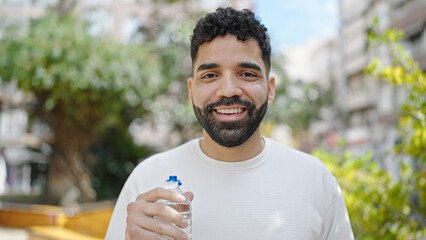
127, 200, 187, 229
184, 191, 194, 202
146, 202, 189, 229
126, 221, 170, 240
126, 208, 167, 240
140, 215, 188, 240
137, 187, 187, 203
127, 205, 186, 240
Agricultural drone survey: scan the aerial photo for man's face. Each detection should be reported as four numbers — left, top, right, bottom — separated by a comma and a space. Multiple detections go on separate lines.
188, 34, 275, 147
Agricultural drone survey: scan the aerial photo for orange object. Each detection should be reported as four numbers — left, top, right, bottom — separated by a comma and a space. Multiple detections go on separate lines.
0, 202, 113, 239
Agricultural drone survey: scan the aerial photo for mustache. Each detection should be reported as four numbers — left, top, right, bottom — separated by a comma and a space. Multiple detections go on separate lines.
205, 96, 254, 112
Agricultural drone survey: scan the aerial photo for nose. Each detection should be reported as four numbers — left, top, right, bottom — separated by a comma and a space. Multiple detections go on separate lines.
216, 74, 243, 98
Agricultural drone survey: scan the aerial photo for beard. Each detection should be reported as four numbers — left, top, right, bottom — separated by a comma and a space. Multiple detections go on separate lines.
193, 95, 268, 148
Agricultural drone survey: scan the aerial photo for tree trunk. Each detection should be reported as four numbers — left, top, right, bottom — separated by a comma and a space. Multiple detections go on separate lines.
57, 0, 78, 16
46, 126, 96, 206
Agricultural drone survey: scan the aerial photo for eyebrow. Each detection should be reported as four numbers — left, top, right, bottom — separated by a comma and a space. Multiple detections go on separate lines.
238, 62, 262, 72
196, 62, 262, 72
197, 63, 219, 72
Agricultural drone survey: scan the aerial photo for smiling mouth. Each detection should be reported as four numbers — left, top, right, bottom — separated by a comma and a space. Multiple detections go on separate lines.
215, 108, 245, 114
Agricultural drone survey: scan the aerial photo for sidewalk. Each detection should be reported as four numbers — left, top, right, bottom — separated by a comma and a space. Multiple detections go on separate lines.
0, 226, 28, 240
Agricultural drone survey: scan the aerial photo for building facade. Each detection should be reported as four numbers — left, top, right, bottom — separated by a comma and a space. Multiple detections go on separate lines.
339, 0, 426, 171
282, 0, 425, 172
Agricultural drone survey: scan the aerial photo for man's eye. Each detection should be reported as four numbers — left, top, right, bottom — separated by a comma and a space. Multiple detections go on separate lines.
242, 72, 256, 77
202, 73, 217, 79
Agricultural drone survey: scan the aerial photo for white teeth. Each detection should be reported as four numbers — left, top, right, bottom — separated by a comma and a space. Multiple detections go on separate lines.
216, 108, 243, 114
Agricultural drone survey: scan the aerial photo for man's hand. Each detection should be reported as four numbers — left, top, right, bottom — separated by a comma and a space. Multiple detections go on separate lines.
125, 187, 194, 240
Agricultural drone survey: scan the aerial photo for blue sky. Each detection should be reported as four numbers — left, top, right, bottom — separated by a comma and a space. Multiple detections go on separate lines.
254, 0, 340, 50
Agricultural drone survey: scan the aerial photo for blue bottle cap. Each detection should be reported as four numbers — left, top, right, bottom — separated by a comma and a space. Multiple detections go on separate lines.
168, 176, 177, 182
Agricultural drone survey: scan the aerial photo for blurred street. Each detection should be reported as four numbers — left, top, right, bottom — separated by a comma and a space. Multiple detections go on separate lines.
0, 226, 28, 240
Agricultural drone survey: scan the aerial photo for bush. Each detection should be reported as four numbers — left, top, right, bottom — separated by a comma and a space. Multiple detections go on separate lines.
313, 149, 425, 239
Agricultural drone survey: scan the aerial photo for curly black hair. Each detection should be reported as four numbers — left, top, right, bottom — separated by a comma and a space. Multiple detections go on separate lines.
190, 7, 271, 75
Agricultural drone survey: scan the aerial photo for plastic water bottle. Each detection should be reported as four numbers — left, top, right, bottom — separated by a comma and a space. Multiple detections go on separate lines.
159, 176, 192, 239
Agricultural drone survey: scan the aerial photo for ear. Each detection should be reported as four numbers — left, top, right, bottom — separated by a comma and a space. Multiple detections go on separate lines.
187, 77, 193, 104
267, 77, 275, 104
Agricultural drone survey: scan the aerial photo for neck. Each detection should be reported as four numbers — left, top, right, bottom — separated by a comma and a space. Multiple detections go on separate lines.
199, 129, 265, 162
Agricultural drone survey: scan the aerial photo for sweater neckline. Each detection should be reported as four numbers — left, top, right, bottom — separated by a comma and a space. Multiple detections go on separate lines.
191, 137, 271, 170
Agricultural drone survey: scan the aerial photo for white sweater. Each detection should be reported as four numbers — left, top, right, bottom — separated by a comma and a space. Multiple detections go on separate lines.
106, 138, 354, 240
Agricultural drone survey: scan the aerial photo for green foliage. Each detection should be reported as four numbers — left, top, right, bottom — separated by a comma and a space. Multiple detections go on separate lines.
138, 18, 201, 141
313, 149, 426, 239
317, 17, 426, 239
0, 13, 163, 137
364, 18, 426, 163
0, 12, 165, 202
266, 55, 333, 133
89, 127, 154, 200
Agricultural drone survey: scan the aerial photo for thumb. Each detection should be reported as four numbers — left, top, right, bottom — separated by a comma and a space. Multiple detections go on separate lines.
185, 191, 194, 202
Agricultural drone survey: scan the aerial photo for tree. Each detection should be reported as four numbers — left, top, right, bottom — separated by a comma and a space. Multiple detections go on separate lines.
362, 19, 426, 238
312, 18, 426, 239
0, 13, 162, 204
364, 18, 426, 163
262, 54, 333, 151
313, 148, 425, 239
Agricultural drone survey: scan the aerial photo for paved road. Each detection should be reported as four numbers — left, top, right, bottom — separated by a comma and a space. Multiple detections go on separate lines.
0, 226, 28, 240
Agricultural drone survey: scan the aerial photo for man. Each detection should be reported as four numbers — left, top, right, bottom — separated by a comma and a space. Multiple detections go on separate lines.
106, 7, 354, 240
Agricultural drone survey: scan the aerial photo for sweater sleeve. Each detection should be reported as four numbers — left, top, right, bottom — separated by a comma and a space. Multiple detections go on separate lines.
105, 182, 137, 240
321, 177, 354, 240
